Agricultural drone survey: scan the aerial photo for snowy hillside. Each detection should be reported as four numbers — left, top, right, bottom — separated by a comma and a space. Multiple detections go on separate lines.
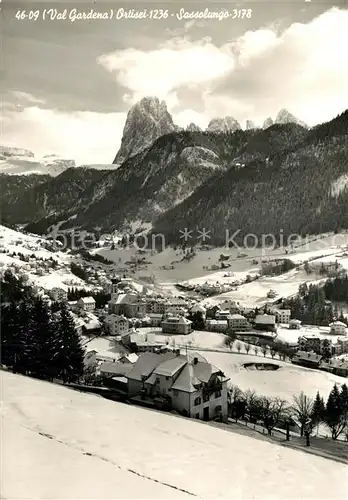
0, 225, 87, 291
2, 371, 347, 499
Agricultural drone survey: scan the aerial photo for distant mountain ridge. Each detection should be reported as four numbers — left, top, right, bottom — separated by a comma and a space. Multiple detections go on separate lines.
2, 97, 346, 246
151, 110, 348, 246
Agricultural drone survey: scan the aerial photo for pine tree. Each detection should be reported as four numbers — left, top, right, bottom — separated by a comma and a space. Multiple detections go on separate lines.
55, 304, 84, 383
29, 297, 59, 380
311, 391, 326, 433
16, 299, 36, 375
339, 384, 348, 426
0, 302, 19, 368
325, 384, 347, 439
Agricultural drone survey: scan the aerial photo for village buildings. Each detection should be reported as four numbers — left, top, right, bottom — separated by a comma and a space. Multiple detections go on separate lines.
49, 287, 68, 302
227, 314, 250, 333
161, 316, 192, 335
121, 331, 167, 353
254, 314, 277, 332
271, 308, 291, 324
108, 293, 146, 318
78, 296, 96, 311
329, 320, 347, 335
291, 350, 322, 369
104, 314, 129, 336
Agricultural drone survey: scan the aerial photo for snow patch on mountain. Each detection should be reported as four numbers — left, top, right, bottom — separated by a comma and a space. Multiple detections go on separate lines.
330, 173, 348, 197
0, 148, 76, 177
0, 146, 35, 159
180, 146, 220, 169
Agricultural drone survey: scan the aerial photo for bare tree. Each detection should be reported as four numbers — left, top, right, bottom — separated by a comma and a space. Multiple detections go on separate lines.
261, 346, 267, 357
260, 396, 289, 435
243, 389, 262, 421
236, 341, 242, 353
228, 384, 246, 420
254, 346, 260, 356
245, 343, 251, 355
292, 392, 314, 436
228, 384, 244, 405
270, 349, 276, 359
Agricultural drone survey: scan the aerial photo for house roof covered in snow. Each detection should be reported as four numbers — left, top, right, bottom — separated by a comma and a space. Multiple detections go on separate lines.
79, 296, 95, 304
139, 352, 226, 393
227, 314, 247, 320
293, 351, 322, 362
99, 362, 133, 376
329, 321, 347, 327
105, 314, 128, 323
127, 352, 176, 381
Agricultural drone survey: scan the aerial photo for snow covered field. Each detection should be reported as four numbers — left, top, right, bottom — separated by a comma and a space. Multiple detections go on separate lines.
195, 350, 346, 401
2, 371, 347, 499
201, 269, 324, 307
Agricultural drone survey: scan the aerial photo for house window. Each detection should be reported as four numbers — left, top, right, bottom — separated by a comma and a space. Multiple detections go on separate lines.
195, 413, 200, 419
215, 390, 222, 398
173, 389, 178, 396
155, 377, 160, 384
194, 397, 201, 406
166, 376, 169, 380
215, 405, 222, 414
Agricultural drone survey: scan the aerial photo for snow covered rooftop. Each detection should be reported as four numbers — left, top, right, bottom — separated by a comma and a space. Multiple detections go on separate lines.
79, 296, 96, 304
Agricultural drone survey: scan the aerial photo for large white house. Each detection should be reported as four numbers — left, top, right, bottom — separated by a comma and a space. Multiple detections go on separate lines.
254, 314, 276, 331
329, 321, 347, 335
227, 314, 250, 332
104, 314, 129, 336
161, 316, 192, 335
271, 309, 291, 324
78, 296, 96, 311
289, 319, 301, 330
127, 352, 229, 421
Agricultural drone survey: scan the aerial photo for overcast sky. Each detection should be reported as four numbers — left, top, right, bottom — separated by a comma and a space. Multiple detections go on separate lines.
2, 0, 348, 165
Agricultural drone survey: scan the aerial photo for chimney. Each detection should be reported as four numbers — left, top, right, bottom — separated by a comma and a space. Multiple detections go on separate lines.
193, 357, 198, 365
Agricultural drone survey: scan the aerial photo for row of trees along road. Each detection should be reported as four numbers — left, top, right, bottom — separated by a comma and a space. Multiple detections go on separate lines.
228, 383, 348, 440
1, 270, 84, 382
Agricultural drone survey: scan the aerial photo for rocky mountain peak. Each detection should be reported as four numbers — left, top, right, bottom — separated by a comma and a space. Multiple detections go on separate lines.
113, 96, 177, 164
206, 117, 241, 133
186, 123, 202, 132
246, 120, 258, 130
275, 109, 307, 127
263, 117, 274, 129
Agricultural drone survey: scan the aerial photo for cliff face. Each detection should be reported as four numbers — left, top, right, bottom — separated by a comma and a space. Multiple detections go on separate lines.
113, 96, 177, 164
